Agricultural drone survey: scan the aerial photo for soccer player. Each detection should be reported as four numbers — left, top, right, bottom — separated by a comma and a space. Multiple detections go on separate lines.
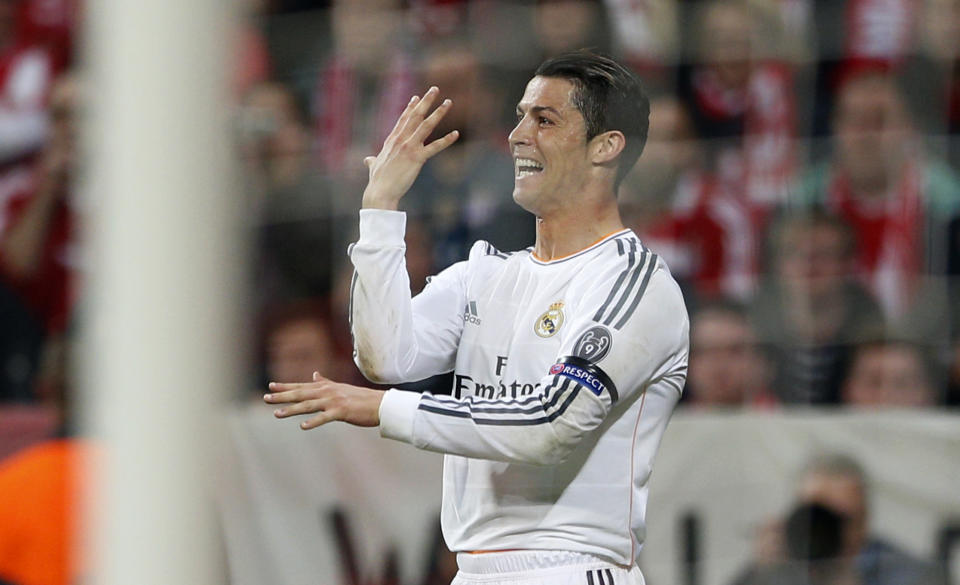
266, 51, 689, 585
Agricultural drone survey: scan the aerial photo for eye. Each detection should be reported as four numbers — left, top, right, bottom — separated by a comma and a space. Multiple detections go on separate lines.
539, 116, 553, 126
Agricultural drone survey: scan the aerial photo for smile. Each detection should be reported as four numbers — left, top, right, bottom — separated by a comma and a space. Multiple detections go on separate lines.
515, 158, 544, 177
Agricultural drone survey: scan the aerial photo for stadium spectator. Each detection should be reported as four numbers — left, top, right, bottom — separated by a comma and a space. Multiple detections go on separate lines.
902, 0, 960, 169
239, 81, 313, 193
262, 300, 349, 389
750, 209, 884, 404
790, 69, 960, 330
841, 339, 940, 407
240, 81, 338, 306
735, 502, 858, 585
807, 0, 919, 140
621, 94, 768, 300
685, 300, 773, 407
0, 73, 79, 402
532, 0, 610, 61
732, 453, 944, 585
794, 455, 942, 585
312, 0, 415, 181
405, 43, 523, 267
677, 0, 797, 212
604, 0, 678, 73
0, 72, 78, 333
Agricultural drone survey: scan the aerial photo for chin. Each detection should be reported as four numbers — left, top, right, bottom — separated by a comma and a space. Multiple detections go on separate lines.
512, 187, 538, 215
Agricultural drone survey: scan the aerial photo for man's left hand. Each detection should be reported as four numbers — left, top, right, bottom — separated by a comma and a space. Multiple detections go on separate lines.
265, 372, 384, 430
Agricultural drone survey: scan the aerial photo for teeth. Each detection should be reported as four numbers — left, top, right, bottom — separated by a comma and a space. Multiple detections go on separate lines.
514, 158, 543, 176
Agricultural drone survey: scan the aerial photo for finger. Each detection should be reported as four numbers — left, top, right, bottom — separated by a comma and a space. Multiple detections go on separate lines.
381, 95, 420, 146
268, 381, 315, 391
412, 98, 453, 143
265, 387, 317, 404
386, 94, 421, 137
413, 86, 440, 115
396, 86, 439, 137
300, 411, 336, 430
363, 156, 376, 169
422, 130, 460, 160
264, 390, 295, 404
273, 399, 325, 418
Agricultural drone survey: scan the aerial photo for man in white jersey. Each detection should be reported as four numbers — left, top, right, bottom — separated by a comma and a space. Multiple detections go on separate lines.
265, 51, 689, 585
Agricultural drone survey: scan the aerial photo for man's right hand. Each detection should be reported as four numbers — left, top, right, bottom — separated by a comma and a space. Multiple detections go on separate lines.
361, 86, 459, 210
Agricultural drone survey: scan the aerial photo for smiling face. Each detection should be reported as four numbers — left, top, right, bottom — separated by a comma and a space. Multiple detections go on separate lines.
509, 76, 593, 216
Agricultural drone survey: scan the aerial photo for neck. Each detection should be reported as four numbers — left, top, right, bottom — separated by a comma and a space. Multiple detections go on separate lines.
532, 195, 624, 261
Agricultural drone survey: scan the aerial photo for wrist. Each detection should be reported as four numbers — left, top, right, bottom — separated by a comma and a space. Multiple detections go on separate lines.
361, 188, 400, 211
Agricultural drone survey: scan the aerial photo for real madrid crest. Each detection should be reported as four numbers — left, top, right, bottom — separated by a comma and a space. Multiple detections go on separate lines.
534, 301, 565, 338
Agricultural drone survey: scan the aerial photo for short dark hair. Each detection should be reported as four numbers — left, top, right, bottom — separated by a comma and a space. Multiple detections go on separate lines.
535, 50, 650, 189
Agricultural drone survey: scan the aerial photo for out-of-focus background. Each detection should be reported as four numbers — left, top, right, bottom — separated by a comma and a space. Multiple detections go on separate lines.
0, 0, 958, 584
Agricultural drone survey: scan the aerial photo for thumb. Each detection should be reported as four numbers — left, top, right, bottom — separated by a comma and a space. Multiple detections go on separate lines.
363, 156, 376, 169
313, 371, 329, 382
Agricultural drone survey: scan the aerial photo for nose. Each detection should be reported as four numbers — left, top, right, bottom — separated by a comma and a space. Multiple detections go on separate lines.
508, 115, 532, 148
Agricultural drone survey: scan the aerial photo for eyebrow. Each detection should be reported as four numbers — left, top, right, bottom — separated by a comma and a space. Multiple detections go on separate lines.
516, 104, 563, 117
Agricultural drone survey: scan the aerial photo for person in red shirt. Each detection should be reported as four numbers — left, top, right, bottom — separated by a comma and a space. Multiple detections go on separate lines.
791, 69, 960, 330
0, 72, 77, 335
0, 72, 77, 403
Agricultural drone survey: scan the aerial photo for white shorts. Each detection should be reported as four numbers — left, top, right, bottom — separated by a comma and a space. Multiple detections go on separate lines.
452, 550, 645, 585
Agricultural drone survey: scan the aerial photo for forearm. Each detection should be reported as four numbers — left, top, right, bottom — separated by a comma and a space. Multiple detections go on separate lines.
350, 204, 468, 384
0, 183, 59, 279
378, 376, 608, 465
349, 211, 416, 382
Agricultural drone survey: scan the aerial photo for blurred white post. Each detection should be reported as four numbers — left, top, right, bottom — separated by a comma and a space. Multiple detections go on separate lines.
82, 0, 239, 583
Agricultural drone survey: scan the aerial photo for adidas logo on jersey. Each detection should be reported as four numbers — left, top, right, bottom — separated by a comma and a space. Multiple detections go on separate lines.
462, 301, 481, 325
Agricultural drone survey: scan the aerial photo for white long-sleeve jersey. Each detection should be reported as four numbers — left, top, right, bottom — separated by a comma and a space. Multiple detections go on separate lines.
349, 209, 688, 566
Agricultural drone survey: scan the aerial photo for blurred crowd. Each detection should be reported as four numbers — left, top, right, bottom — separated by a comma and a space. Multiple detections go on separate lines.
3, 0, 960, 412
732, 453, 948, 585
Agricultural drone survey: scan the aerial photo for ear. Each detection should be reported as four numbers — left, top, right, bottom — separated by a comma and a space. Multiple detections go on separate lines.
590, 130, 626, 165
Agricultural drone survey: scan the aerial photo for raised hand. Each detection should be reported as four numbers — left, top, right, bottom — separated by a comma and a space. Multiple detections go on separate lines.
265, 372, 384, 430
361, 86, 460, 210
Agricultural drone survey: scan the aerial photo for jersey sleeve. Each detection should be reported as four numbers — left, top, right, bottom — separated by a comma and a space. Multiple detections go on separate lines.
379, 250, 689, 465
349, 209, 467, 384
